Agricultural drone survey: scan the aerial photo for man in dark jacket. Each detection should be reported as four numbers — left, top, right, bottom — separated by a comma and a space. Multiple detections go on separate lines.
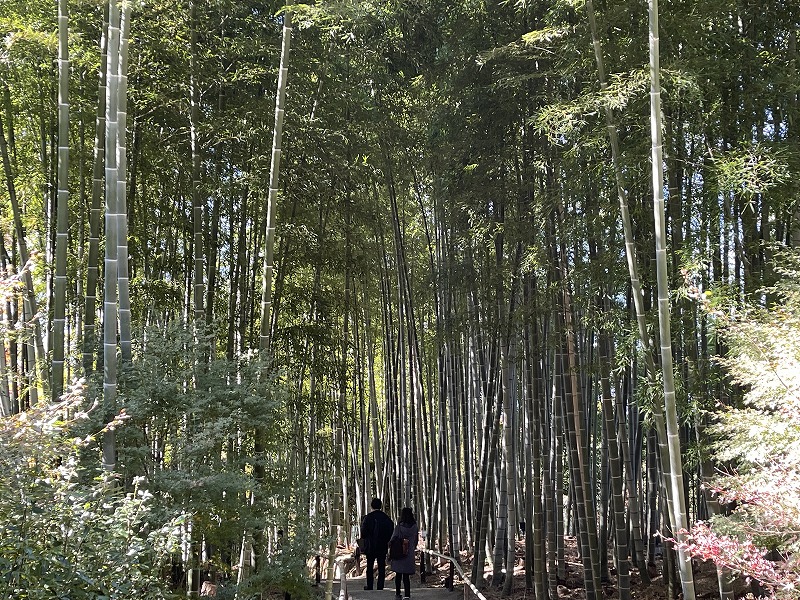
360, 498, 394, 590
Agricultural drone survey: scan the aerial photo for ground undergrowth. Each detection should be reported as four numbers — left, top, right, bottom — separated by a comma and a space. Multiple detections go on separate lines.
330, 538, 750, 600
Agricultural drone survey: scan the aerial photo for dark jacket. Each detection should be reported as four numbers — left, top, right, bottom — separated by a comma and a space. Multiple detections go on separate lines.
389, 521, 419, 574
361, 509, 394, 557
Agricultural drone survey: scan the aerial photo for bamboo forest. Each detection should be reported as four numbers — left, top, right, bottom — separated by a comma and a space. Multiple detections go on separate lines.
1, 0, 799, 599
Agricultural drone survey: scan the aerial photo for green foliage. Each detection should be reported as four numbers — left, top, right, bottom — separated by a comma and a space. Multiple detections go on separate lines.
0, 383, 184, 599
110, 324, 313, 595
535, 67, 700, 146
633, 365, 696, 430
234, 526, 316, 600
4, 0, 800, 595
33, 324, 315, 598
715, 251, 800, 430
691, 250, 800, 581
129, 277, 184, 323
714, 143, 794, 199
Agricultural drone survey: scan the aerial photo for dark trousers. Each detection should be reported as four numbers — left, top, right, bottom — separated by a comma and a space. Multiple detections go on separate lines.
366, 552, 387, 589
395, 573, 410, 597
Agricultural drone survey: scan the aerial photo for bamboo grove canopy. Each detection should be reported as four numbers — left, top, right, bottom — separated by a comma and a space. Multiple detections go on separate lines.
0, 0, 799, 598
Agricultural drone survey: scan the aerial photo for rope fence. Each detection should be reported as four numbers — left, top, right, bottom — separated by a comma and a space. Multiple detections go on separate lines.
418, 547, 488, 600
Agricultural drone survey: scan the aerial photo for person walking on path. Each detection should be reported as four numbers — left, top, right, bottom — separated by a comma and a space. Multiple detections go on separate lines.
361, 498, 394, 590
390, 507, 419, 600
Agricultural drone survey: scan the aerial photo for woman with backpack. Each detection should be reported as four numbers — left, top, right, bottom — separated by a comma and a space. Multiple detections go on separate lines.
389, 507, 419, 600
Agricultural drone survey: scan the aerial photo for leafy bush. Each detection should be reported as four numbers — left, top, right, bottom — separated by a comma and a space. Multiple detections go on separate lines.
0, 382, 184, 599
108, 324, 315, 599
677, 250, 800, 597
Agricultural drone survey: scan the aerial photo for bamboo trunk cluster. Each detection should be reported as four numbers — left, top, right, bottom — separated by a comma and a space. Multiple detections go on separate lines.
1, 2, 786, 599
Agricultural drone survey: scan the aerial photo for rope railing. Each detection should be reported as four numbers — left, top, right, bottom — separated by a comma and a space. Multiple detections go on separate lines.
418, 547, 488, 600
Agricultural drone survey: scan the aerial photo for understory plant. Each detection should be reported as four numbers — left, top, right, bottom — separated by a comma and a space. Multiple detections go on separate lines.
678, 250, 800, 597
0, 382, 185, 599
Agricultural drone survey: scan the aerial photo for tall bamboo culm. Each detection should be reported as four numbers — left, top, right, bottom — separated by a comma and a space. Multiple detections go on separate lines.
101, 0, 121, 472
82, 4, 109, 374
647, 1, 695, 598
52, 0, 70, 402
116, 2, 132, 363
259, 8, 293, 352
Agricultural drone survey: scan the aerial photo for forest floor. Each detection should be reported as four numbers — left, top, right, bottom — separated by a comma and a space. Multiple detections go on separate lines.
330, 538, 749, 600
413, 539, 748, 600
